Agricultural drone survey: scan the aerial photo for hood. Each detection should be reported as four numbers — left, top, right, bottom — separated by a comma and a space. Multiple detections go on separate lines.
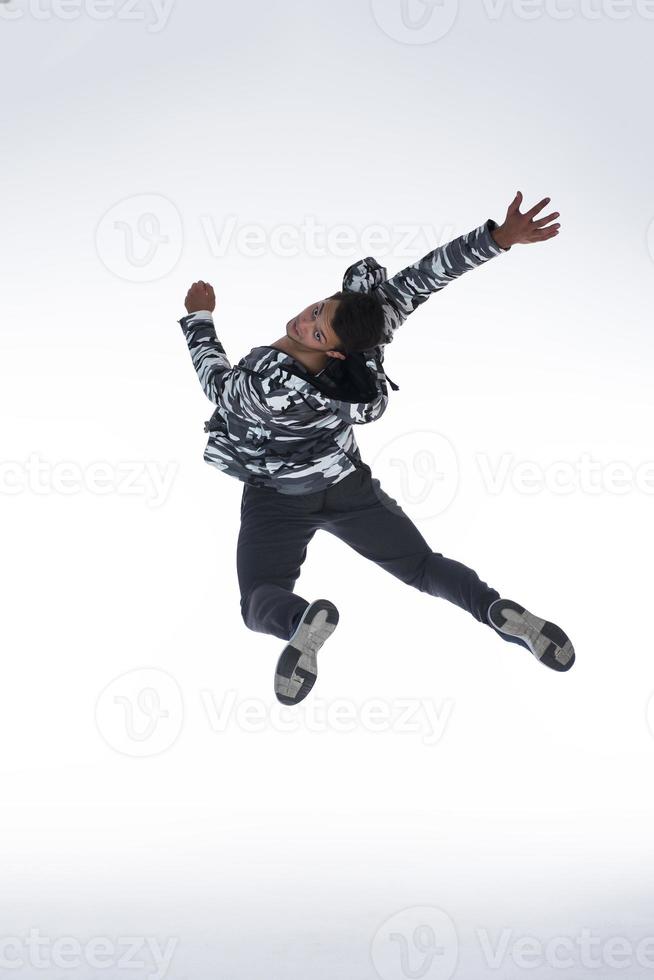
270, 347, 384, 404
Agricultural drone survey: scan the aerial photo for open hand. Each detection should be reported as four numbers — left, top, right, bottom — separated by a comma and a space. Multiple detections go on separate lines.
185, 280, 216, 314
492, 192, 561, 249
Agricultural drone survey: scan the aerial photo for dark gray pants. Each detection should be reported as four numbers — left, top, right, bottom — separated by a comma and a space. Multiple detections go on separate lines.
236, 462, 502, 642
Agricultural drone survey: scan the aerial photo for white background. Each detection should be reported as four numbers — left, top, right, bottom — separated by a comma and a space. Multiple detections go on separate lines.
2, 0, 654, 977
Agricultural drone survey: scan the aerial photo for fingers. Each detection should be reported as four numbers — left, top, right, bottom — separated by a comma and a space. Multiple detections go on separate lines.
525, 196, 551, 219
507, 190, 523, 216
500, 192, 561, 243
533, 210, 560, 228
529, 225, 560, 242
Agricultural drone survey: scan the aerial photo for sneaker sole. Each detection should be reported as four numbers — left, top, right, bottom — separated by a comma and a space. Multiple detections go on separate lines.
274, 599, 340, 705
488, 599, 575, 672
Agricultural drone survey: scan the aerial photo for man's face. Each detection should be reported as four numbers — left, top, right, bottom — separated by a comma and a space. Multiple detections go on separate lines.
286, 298, 342, 353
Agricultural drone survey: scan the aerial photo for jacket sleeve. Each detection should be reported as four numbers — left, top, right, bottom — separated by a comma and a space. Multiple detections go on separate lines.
178, 310, 232, 403
373, 218, 509, 346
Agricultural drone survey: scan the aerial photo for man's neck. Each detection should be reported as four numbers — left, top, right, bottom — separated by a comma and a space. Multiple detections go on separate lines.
270, 336, 330, 375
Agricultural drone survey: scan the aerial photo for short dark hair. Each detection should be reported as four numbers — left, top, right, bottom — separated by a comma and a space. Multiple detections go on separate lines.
328, 291, 386, 353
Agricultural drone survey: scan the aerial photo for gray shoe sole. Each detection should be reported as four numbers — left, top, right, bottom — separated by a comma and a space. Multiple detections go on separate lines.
274, 599, 340, 705
488, 599, 575, 672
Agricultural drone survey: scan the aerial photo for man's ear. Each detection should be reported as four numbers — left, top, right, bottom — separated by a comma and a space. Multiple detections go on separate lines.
326, 349, 347, 361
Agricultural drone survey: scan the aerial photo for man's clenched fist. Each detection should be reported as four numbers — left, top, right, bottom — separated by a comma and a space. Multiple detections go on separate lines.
185, 280, 216, 314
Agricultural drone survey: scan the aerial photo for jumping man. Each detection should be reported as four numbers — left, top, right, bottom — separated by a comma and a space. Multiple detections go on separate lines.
179, 191, 576, 705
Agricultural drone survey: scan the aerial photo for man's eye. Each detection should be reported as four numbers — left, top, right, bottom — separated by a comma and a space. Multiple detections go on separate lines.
314, 331, 322, 342
312, 308, 319, 318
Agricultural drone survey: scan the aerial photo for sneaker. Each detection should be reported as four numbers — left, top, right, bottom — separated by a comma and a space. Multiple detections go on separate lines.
487, 598, 575, 672
274, 599, 340, 705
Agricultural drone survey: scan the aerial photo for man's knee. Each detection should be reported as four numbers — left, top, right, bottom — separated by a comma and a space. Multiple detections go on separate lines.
390, 549, 437, 591
240, 582, 281, 634
240, 585, 259, 631
407, 549, 467, 595
239, 581, 304, 641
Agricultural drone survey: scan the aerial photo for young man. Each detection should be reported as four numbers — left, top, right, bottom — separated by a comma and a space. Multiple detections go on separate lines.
179, 191, 575, 706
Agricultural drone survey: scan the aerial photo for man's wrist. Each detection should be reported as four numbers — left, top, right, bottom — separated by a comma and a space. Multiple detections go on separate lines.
184, 308, 214, 318
490, 224, 512, 251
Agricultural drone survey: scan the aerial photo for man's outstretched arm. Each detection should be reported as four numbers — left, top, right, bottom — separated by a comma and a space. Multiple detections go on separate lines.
373, 192, 560, 345
178, 281, 231, 403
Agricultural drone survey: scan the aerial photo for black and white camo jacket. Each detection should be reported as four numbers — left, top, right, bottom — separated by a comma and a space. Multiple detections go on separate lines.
179, 217, 508, 495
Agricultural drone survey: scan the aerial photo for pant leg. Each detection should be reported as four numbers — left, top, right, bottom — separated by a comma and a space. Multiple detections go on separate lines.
322, 466, 500, 625
236, 482, 323, 641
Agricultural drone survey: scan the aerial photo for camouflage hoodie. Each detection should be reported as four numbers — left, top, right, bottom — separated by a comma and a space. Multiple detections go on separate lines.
179, 218, 508, 495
